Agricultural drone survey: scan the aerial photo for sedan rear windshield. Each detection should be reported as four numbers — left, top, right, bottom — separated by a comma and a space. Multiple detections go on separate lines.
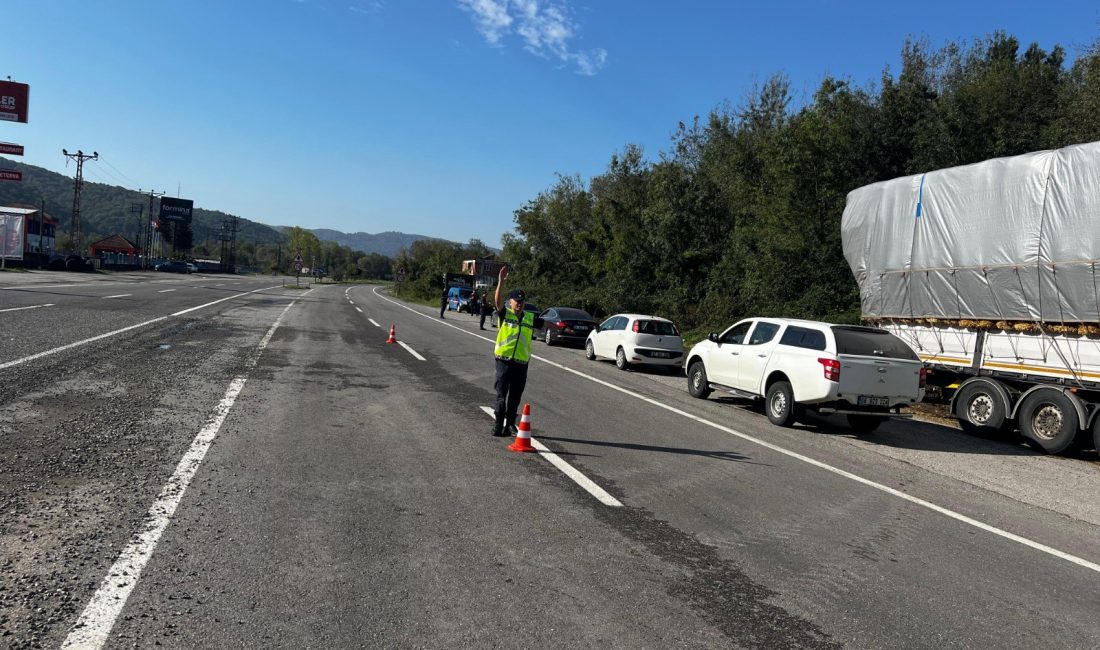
636, 320, 679, 336
831, 326, 918, 360
556, 308, 593, 320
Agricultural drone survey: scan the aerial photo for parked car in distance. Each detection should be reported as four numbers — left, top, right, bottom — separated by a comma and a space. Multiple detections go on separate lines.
537, 307, 597, 347
186, 262, 198, 273
155, 260, 192, 274
585, 314, 683, 371
683, 318, 925, 432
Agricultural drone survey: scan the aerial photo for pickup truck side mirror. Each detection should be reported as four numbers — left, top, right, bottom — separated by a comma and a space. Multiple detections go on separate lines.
707, 332, 719, 343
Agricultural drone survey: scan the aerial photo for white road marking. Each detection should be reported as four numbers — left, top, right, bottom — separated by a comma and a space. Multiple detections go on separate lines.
0, 285, 282, 371
349, 300, 355, 305
368, 318, 380, 327
158, 289, 176, 293
373, 286, 1100, 574
397, 341, 426, 361
355, 307, 363, 313
0, 303, 53, 313
478, 406, 622, 506
62, 301, 296, 650
103, 294, 131, 299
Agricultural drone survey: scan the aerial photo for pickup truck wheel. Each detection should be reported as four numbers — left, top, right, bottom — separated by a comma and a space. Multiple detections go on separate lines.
765, 381, 798, 427
687, 362, 711, 399
1018, 390, 1079, 454
585, 340, 596, 360
847, 414, 886, 434
615, 347, 630, 371
954, 381, 1012, 436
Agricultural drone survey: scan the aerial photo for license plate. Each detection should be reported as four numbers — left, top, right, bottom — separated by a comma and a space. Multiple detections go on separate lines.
574, 325, 589, 331
857, 395, 889, 407
652, 351, 670, 359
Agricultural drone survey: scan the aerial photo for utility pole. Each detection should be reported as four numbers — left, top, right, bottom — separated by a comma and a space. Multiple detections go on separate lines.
39, 197, 45, 261
62, 149, 98, 255
140, 189, 165, 269
219, 216, 238, 273
130, 202, 144, 262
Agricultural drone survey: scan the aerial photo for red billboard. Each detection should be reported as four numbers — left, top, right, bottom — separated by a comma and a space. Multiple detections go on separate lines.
0, 170, 22, 181
0, 81, 30, 123
0, 143, 24, 156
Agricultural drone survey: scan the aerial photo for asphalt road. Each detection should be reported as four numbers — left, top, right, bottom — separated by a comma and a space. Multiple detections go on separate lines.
1, 271, 1099, 648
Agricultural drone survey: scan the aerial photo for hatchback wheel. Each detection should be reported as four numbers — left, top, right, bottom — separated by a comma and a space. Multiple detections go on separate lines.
615, 347, 630, 371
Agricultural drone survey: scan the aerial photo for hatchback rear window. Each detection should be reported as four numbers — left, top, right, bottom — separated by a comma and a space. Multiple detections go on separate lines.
636, 320, 679, 336
831, 326, 918, 360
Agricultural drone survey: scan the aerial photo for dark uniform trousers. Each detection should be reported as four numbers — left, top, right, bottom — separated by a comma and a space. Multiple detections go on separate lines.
494, 357, 529, 430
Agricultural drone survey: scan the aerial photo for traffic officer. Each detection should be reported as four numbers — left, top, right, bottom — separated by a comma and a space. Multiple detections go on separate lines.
490, 265, 543, 437
439, 286, 448, 318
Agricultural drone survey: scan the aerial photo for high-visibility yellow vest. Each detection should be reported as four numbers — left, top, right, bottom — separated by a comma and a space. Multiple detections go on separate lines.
494, 309, 535, 363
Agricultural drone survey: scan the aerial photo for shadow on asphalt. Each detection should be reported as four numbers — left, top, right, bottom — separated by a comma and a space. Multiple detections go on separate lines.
535, 435, 769, 465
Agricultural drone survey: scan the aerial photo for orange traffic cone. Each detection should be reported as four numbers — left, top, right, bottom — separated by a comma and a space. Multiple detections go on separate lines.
508, 403, 536, 453
386, 323, 397, 344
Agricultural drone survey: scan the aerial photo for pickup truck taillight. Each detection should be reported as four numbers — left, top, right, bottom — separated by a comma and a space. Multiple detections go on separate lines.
818, 358, 841, 382
919, 367, 927, 388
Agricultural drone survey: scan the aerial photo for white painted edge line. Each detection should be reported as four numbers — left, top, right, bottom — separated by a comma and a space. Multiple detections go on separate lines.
478, 406, 622, 507
355, 307, 363, 313
368, 318, 380, 327
0, 303, 54, 313
103, 294, 132, 299
158, 289, 176, 293
397, 341, 426, 361
62, 300, 296, 649
0, 285, 282, 371
349, 300, 355, 305
374, 287, 1100, 574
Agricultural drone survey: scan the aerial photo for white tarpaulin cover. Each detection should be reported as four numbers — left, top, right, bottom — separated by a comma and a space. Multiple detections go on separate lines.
842, 141, 1100, 323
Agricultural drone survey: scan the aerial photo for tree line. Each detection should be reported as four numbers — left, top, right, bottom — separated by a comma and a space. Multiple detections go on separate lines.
470, 32, 1100, 335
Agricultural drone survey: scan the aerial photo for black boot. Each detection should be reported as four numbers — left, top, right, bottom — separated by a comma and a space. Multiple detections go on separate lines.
491, 412, 507, 437
505, 413, 519, 436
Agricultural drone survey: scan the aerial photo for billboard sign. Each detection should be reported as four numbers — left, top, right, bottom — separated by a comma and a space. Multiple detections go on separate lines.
0, 81, 30, 123
0, 142, 24, 156
0, 169, 22, 182
159, 197, 194, 223
0, 213, 25, 260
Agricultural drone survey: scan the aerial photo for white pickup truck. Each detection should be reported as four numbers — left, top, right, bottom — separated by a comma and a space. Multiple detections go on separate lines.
684, 318, 926, 432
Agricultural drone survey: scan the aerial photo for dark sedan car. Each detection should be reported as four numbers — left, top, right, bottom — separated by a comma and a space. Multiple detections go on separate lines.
537, 307, 597, 346
154, 260, 192, 274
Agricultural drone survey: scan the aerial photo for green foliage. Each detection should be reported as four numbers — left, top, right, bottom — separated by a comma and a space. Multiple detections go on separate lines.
392, 239, 496, 301
501, 33, 1100, 336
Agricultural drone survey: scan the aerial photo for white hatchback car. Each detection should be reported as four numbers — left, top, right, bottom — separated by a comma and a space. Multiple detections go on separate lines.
585, 314, 684, 371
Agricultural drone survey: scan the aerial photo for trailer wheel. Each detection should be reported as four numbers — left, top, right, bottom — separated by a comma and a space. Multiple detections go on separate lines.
954, 381, 1012, 436
1093, 416, 1100, 456
1018, 390, 1079, 454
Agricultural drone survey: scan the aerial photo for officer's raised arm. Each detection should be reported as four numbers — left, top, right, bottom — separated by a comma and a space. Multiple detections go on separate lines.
495, 265, 508, 312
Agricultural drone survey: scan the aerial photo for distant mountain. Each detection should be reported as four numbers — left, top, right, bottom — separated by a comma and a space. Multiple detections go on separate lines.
310, 228, 448, 257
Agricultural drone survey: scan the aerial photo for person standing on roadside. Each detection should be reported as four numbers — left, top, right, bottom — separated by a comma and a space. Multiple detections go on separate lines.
467, 290, 480, 320
479, 290, 495, 330
439, 286, 448, 319
490, 265, 543, 437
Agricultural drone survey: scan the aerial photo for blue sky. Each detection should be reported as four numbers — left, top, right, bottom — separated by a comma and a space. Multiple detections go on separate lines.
4, 1, 1100, 248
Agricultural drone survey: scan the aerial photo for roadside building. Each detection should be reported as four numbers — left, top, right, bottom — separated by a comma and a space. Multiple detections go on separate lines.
88, 234, 141, 269
0, 205, 58, 266
461, 258, 507, 288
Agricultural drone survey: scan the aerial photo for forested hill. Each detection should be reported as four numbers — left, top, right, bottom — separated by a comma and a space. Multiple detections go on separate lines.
310, 228, 446, 257
0, 157, 282, 248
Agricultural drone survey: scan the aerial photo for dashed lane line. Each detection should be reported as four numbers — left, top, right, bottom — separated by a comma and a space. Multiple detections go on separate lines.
478, 406, 623, 507
355, 307, 363, 313
397, 340, 426, 361
0, 303, 54, 313
158, 289, 176, 293
0, 285, 284, 371
368, 286, 1100, 575
103, 294, 132, 299
368, 318, 380, 327
61, 301, 297, 649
